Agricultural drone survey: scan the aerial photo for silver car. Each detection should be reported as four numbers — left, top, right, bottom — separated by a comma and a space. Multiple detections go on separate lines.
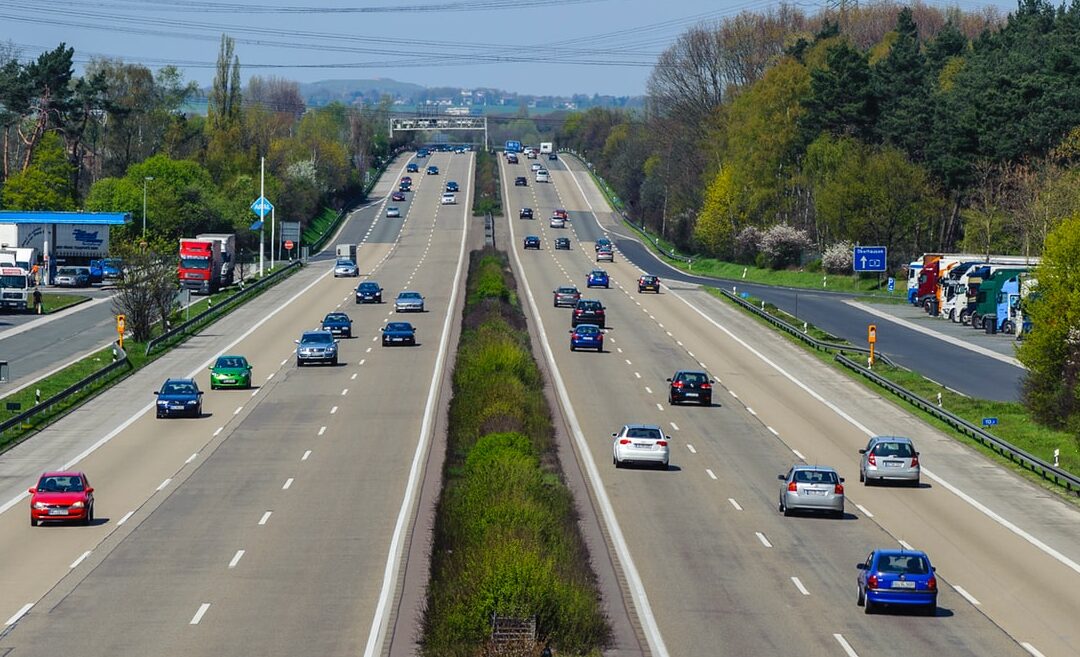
778, 465, 845, 518
395, 290, 425, 313
295, 330, 339, 366
334, 258, 359, 277
612, 424, 670, 469
859, 436, 921, 486
596, 248, 614, 262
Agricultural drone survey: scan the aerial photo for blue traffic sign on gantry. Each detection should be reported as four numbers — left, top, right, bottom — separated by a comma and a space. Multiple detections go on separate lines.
250, 196, 274, 217
853, 246, 887, 272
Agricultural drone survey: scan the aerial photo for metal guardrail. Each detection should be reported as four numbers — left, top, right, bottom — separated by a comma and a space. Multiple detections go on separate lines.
0, 341, 130, 438
145, 261, 302, 356
835, 354, 1080, 494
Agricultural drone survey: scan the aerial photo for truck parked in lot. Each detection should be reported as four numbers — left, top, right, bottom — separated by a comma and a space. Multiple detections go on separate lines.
0, 266, 29, 311
969, 269, 1026, 332
0, 247, 37, 273
179, 237, 224, 294
336, 243, 358, 261
913, 253, 1040, 316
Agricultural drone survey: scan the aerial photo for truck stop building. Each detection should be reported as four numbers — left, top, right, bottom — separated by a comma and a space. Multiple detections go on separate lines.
0, 211, 130, 285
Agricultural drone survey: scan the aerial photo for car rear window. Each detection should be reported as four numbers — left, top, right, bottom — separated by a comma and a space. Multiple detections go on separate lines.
794, 470, 839, 484
679, 372, 707, 384
579, 301, 601, 310
558, 287, 577, 294
576, 326, 599, 335
873, 441, 914, 457
878, 554, 929, 574
626, 427, 662, 440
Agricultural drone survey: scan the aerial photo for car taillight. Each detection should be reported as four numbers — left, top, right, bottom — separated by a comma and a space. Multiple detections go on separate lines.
927, 576, 937, 591
572, 333, 580, 339
868, 575, 878, 589
867, 452, 877, 466
656, 440, 668, 447
673, 381, 684, 388
834, 483, 844, 494
788, 481, 798, 492
574, 309, 582, 315
619, 438, 631, 444
910, 454, 920, 467
700, 383, 711, 389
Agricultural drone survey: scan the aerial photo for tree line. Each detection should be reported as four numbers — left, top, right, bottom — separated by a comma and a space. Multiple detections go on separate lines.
555, 0, 1080, 271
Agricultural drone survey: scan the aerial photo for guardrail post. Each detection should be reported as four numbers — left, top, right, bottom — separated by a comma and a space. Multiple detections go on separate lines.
35, 389, 41, 405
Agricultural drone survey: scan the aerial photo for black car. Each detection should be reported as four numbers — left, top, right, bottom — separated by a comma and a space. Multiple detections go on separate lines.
355, 281, 383, 304
523, 235, 541, 250
572, 299, 605, 328
554, 237, 571, 250
321, 312, 353, 338
519, 207, 534, 219
515, 176, 528, 186
446, 181, 459, 192
399, 183, 411, 192
381, 321, 417, 346
667, 370, 714, 406
548, 152, 557, 160
154, 379, 203, 418
638, 275, 660, 293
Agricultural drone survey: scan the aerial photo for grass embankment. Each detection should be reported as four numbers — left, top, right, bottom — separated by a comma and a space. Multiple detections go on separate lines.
301, 206, 340, 246
423, 250, 607, 657
472, 150, 503, 217
709, 287, 1080, 489
41, 293, 90, 313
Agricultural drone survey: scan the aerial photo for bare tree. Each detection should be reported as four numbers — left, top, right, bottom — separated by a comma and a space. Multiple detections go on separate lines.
111, 249, 176, 342
245, 76, 305, 118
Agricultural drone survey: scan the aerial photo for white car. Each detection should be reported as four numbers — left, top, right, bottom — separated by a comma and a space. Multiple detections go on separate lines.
441, 193, 457, 205
334, 259, 359, 277
550, 216, 566, 229
386, 206, 401, 218
596, 249, 614, 262
613, 424, 670, 469
531, 162, 542, 171
536, 170, 550, 183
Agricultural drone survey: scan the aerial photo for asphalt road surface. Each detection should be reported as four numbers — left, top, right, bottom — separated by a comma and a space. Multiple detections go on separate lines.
497, 152, 1079, 657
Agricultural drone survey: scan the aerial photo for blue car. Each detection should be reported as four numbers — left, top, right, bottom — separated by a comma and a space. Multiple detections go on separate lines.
406, 162, 419, 172
586, 269, 610, 289
446, 181, 459, 192
857, 549, 937, 615
321, 312, 353, 338
426, 165, 439, 175
355, 281, 383, 304
155, 378, 203, 418
569, 324, 603, 352
101, 258, 124, 280
381, 321, 416, 346
88, 260, 104, 284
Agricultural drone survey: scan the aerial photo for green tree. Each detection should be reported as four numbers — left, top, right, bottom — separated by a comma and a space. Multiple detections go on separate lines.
799, 41, 876, 145
872, 8, 931, 161
0, 132, 75, 209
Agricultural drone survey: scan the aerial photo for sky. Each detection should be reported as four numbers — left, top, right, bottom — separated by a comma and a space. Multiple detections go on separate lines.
1, 0, 1021, 97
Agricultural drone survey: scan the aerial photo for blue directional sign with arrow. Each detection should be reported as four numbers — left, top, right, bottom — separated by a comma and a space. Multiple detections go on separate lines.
853, 246, 887, 272
250, 196, 274, 218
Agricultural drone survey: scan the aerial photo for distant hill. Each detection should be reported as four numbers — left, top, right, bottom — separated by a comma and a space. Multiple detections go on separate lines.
299, 79, 426, 106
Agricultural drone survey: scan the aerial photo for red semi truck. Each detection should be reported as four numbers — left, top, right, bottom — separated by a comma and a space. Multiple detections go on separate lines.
178, 234, 235, 294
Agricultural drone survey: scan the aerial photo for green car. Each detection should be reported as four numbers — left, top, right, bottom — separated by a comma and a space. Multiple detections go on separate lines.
209, 355, 252, 389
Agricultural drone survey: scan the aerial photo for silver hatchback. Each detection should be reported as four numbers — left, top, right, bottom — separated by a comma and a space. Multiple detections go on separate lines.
859, 436, 920, 486
778, 465, 845, 518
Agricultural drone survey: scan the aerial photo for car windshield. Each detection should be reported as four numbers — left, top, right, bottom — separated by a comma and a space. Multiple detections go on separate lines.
302, 333, 333, 344
679, 372, 707, 384
163, 381, 197, 395
399, 292, 421, 300
387, 322, 412, 331
873, 441, 915, 457
215, 357, 246, 368
626, 427, 662, 440
576, 326, 599, 335
37, 476, 83, 492
793, 470, 839, 484
642, 276, 657, 283
360, 282, 379, 291
58, 267, 79, 275
324, 314, 348, 322
336, 259, 353, 266
0, 274, 27, 288
878, 554, 930, 575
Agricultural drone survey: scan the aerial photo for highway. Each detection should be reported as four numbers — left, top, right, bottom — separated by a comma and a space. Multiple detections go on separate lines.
499, 153, 1080, 656
0, 151, 471, 656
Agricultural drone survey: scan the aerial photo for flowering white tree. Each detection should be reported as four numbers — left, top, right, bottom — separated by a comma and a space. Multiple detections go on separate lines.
759, 224, 811, 269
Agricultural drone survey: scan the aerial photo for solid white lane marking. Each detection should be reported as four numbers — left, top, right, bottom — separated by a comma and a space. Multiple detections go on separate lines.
233, 406, 242, 415
755, 532, 773, 548
954, 585, 981, 606
258, 511, 272, 525
706, 469, 717, 480
341, 388, 348, 396
1022, 643, 1047, 657
644, 386, 653, 394
156, 478, 171, 491
767, 426, 779, 436
185, 453, 198, 464
656, 403, 664, 411
898, 539, 914, 550
670, 422, 679, 431
834, 633, 859, 657
634, 372, 641, 378
117, 511, 134, 525
330, 406, 338, 414
282, 478, 294, 490
302, 450, 311, 461
686, 444, 696, 453
351, 373, 358, 380
190, 603, 211, 625
69, 550, 92, 569
746, 407, 757, 416
213, 427, 223, 437
5, 603, 33, 626
228, 550, 245, 569
728, 498, 743, 511
791, 576, 810, 596
792, 449, 806, 460
318, 426, 326, 436
855, 504, 874, 518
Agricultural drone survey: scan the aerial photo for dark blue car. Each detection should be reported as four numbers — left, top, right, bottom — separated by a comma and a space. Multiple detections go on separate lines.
355, 281, 383, 304
381, 321, 416, 346
586, 269, 610, 289
321, 312, 353, 338
154, 378, 203, 418
446, 181, 459, 192
857, 549, 937, 615
426, 165, 439, 175
569, 324, 603, 352
406, 162, 419, 172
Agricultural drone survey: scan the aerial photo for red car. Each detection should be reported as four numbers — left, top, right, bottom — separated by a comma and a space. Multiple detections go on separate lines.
29, 471, 95, 526
553, 208, 568, 220
401, 176, 412, 185
391, 191, 406, 201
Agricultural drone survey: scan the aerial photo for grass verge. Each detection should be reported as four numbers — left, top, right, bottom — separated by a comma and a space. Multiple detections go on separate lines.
301, 206, 340, 246
708, 287, 1080, 497
472, 150, 503, 217
41, 293, 91, 314
423, 249, 607, 657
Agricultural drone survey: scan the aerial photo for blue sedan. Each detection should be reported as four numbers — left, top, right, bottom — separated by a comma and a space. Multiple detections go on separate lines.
857, 549, 937, 615
321, 312, 353, 338
154, 378, 203, 418
586, 269, 610, 289
381, 321, 416, 346
569, 324, 603, 352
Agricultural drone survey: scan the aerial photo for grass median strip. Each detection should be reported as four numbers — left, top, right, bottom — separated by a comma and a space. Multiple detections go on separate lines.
423, 249, 607, 657
472, 150, 503, 217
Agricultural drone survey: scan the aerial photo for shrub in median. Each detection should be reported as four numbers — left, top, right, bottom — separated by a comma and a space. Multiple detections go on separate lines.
423, 249, 607, 657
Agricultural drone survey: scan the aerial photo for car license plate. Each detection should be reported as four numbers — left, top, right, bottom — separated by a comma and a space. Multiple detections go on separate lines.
684, 392, 698, 397
392, 337, 403, 342
885, 461, 903, 468
806, 489, 826, 496
170, 405, 185, 410
891, 580, 916, 589
49, 508, 69, 516
634, 443, 650, 448
221, 379, 234, 384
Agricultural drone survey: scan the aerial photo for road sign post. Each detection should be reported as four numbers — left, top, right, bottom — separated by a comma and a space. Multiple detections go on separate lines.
853, 246, 888, 273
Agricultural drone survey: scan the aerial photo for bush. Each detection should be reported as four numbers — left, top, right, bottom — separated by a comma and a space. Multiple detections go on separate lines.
759, 223, 812, 269
734, 226, 763, 264
822, 240, 854, 274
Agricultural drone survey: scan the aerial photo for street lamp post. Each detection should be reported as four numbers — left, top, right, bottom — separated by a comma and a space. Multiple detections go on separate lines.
142, 176, 155, 240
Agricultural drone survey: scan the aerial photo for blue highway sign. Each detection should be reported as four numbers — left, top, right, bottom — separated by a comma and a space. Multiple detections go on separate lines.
250, 196, 274, 217
853, 246, 887, 272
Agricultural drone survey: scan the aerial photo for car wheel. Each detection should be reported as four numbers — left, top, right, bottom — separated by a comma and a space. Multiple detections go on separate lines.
570, 345, 576, 351
858, 469, 864, 483
783, 504, 793, 517
911, 477, 920, 488
833, 509, 844, 519
857, 585, 865, 607
924, 601, 937, 616
30, 514, 36, 527
614, 456, 623, 469
156, 411, 162, 418
700, 398, 710, 406
331, 357, 339, 366
864, 597, 875, 614
84, 504, 94, 526
1002, 321, 1014, 334
297, 359, 304, 367
605, 284, 609, 288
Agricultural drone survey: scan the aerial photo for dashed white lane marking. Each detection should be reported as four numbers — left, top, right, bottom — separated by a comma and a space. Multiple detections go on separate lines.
190, 603, 211, 625
266, 373, 274, 380
791, 576, 810, 596
698, 361, 707, 368
185, 453, 198, 464
233, 406, 242, 415
213, 427, 223, 437
686, 444, 696, 453
1022, 643, 1047, 657
156, 478, 171, 491
728, 498, 743, 511
834, 633, 859, 657
634, 372, 641, 379
351, 373, 358, 380
792, 449, 806, 460
258, 511, 272, 525
767, 426, 779, 436
341, 388, 349, 396
5, 603, 33, 625
302, 450, 311, 461
69, 550, 92, 569
117, 510, 134, 525
898, 539, 914, 550
688, 351, 695, 358
359, 359, 366, 365
644, 386, 653, 394
282, 478, 294, 490
330, 406, 339, 414
655, 403, 664, 411
625, 359, 632, 365
855, 504, 874, 518
706, 469, 717, 480
616, 347, 623, 353
670, 422, 679, 431
250, 389, 258, 397
729, 390, 739, 399
366, 347, 373, 353
665, 331, 672, 337
228, 550, 245, 569
954, 585, 980, 606
746, 407, 757, 416
372, 336, 379, 342
318, 426, 326, 436
755, 532, 773, 548
676, 341, 683, 346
